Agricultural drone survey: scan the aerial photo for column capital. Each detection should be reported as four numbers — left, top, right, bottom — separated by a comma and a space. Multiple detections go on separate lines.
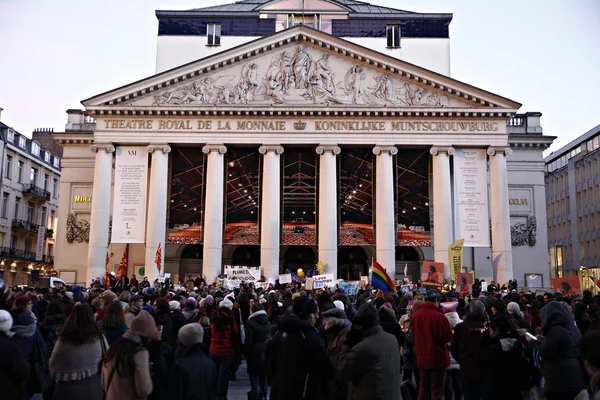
202, 144, 227, 154
316, 145, 341, 155
90, 143, 115, 154
430, 146, 455, 156
147, 144, 171, 154
487, 147, 513, 157
373, 145, 398, 156
259, 145, 284, 155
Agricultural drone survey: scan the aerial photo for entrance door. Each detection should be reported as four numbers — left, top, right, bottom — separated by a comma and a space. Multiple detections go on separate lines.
231, 245, 261, 267
283, 246, 316, 274
338, 246, 368, 281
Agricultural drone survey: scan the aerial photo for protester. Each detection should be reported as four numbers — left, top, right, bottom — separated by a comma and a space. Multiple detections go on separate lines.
49, 304, 107, 400
182, 298, 198, 322
580, 330, 600, 399
245, 303, 271, 400
336, 303, 401, 400
168, 300, 189, 338
39, 299, 66, 351
0, 309, 31, 400
124, 294, 144, 327
410, 290, 453, 400
101, 300, 128, 345
441, 301, 462, 400
95, 290, 117, 321
170, 323, 216, 400
210, 297, 240, 400
266, 295, 331, 400
527, 301, 587, 399
101, 310, 156, 400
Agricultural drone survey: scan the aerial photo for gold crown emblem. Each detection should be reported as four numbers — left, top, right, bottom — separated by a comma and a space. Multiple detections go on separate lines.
293, 121, 306, 130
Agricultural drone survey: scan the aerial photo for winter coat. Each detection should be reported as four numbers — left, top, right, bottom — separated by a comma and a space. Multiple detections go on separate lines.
450, 314, 487, 383
168, 310, 189, 339
0, 332, 30, 400
103, 323, 128, 345
266, 314, 332, 400
337, 325, 401, 400
379, 307, 404, 347
50, 336, 107, 400
410, 302, 453, 370
148, 340, 174, 400
170, 344, 216, 400
10, 310, 38, 362
325, 321, 351, 367
529, 302, 587, 393
244, 310, 271, 375
39, 313, 67, 351
157, 311, 175, 348
210, 311, 240, 357
481, 332, 526, 400
101, 335, 153, 400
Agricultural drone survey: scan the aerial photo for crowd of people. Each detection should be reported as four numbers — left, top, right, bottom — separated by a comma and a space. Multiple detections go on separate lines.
1, 273, 600, 400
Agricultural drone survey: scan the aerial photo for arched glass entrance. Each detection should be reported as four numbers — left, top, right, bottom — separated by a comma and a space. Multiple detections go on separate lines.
180, 244, 203, 281
283, 246, 316, 274
338, 246, 368, 281
231, 245, 261, 267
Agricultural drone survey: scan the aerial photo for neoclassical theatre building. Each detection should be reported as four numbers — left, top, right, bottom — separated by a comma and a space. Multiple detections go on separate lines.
53, 0, 554, 287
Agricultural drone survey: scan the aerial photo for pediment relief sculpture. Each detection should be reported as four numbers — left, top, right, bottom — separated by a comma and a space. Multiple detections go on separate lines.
149, 45, 454, 108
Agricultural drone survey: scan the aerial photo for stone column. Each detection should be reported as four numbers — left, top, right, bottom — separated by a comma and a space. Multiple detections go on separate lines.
316, 145, 341, 279
145, 144, 171, 283
202, 144, 227, 284
373, 145, 398, 279
488, 147, 514, 284
259, 145, 284, 282
430, 146, 455, 279
86, 143, 115, 285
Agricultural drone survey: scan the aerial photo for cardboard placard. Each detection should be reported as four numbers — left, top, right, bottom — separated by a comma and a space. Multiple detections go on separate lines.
305, 277, 314, 290
457, 272, 473, 295
313, 274, 335, 289
279, 273, 292, 284
421, 261, 444, 284
340, 281, 360, 296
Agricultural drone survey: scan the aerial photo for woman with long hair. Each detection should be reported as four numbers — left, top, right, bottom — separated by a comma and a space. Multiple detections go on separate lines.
49, 304, 107, 400
101, 300, 128, 345
101, 310, 157, 400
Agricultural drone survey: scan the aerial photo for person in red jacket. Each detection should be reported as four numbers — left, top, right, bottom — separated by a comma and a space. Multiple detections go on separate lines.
210, 297, 240, 400
410, 289, 453, 400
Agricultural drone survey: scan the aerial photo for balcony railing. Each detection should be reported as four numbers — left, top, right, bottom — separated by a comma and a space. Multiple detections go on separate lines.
0, 247, 54, 264
12, 219, 40, 234
22, 184, 51, 201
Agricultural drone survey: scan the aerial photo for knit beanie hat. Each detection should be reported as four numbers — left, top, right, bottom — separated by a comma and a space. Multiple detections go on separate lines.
333, 300, 345, 311
292, 295, 318, 318
100, 290, 117, 302
375, 290, 384, 299
441, 301, 458, 314
130, 310, 158, 338
206, 295, 214, 306
354, 303, 380, 330
15, 296, 31, 308
72, 285, 82, 295
64, 291, 74, 300
507, 302, 522, 316
178, 323, 204, 347
184, 298, 196, 310
219, 298, 234, 310
169, 300, 181, 310
0, 310, 13, 337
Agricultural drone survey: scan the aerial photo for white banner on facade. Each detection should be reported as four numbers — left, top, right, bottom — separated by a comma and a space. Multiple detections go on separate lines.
111, 147, 148, 243
453, 149, 490, 247
224, 265, 261, 282
35, 226, 46, 261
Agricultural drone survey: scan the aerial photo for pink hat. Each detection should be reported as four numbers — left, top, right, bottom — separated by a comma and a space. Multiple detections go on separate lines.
441, 301, 458, 314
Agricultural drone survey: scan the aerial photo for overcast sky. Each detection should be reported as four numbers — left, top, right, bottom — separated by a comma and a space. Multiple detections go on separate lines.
0, 0, 598, 153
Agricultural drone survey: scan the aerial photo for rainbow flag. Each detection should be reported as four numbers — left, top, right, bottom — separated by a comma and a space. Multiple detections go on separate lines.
371, 258, 396, 293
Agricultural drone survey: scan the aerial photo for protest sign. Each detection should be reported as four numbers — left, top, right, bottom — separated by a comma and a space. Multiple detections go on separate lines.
279, 273, 292, 284
223, 279, 241, 290
224, 265, 261, 282
421, 261, 444, 284
313, 274, 335, 289
305, 277, 314, 290
340, 281, 360, 296
552, 276, 581, 295
457, 272, 473, 295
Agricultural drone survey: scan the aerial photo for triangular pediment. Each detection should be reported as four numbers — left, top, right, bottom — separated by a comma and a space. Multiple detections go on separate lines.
83, 26, 520, 111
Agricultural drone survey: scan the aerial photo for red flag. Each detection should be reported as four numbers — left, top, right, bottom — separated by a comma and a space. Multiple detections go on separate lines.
155, 243, 162, 273
104, 251, 110, 288
116, 244, 128, 280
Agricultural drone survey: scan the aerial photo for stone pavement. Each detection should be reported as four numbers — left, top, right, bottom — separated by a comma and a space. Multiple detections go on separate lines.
227, 361, 251, 400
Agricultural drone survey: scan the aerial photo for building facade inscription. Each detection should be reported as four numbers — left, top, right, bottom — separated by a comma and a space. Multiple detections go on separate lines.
101, 118, 501, 134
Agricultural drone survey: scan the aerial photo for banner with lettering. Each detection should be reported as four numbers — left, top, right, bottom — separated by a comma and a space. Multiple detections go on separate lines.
224, 265, 261, 282
453, 149, 490, 247
340, 281, 360, 296
35, 226, 46, 261
111, 147, 148, 243
448, 239, 464, 281
313, 274, 335, 290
